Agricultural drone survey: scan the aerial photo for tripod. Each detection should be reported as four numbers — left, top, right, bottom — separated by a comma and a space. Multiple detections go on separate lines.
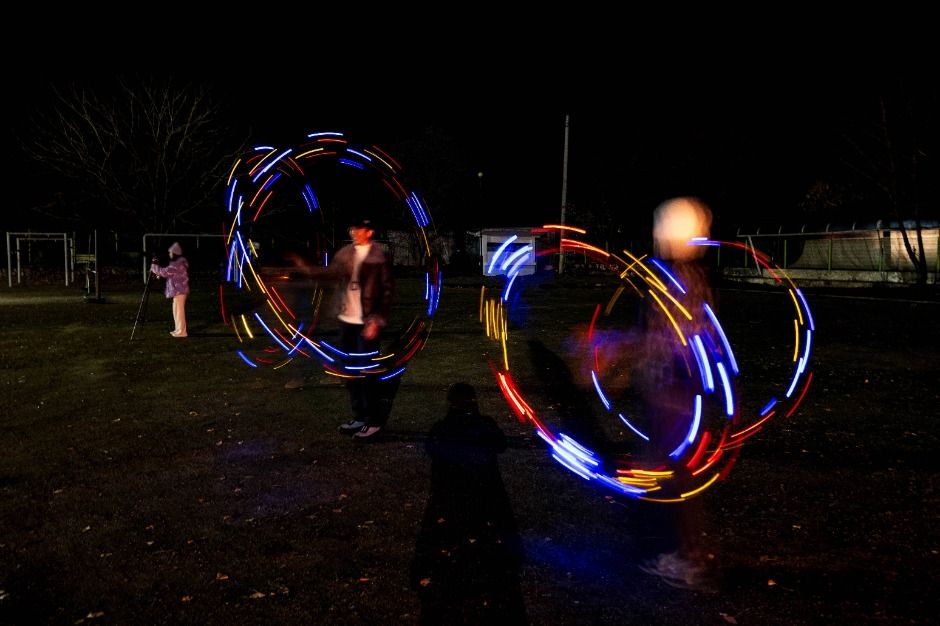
130, 263, 155, 340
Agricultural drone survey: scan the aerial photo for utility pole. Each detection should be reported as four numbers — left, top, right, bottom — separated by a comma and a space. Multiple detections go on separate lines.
558, 114, 570, 274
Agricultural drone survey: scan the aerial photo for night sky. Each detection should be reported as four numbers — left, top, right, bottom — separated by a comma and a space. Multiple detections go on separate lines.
8, 49, 935, 240
209, 73, 858, 223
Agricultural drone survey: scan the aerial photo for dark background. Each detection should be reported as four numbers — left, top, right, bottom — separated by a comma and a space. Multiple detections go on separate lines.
6, 34, 936, 243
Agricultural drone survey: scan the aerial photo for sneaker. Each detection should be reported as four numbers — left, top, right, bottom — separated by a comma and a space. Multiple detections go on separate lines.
338, 420, 366, 433
284, 377, 305, 390
639, 552, 716, 592
353, 425, 382, 440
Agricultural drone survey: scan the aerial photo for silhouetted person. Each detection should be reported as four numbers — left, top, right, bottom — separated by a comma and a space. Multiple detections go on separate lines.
411, 383, 526, 625
634, 197, 718, 591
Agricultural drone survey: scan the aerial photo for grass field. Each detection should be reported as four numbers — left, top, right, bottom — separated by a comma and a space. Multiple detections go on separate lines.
1, 273, 938, 624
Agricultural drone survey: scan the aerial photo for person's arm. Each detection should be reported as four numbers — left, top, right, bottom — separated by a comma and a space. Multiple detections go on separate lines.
153, 259, 186, 279
374, 256, 394, 324
257, 250, 342, 286
367, 258, 395, 327
362, 255, 394, 338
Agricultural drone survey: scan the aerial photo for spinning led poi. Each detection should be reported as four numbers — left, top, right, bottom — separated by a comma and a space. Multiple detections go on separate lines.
220, 131, 441, 379
481, 225, 814, 502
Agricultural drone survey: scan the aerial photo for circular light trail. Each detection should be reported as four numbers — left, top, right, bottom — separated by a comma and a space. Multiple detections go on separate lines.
220, 131, 441, 381
482, 227, 814, 501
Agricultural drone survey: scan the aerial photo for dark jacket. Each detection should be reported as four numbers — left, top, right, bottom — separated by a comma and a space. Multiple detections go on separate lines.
331, 243, 394, 327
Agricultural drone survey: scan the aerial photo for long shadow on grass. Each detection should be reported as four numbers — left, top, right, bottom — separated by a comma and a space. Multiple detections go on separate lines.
410, 383, 527, 625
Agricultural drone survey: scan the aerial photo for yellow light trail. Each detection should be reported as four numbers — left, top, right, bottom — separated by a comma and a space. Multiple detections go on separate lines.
226, 198, 245, 245
542, 224, 587, 234
239, 314, 254, 339
324, 370, 362, 379
266, 299, 291, 330
226, 158, 241, 186
649, 290, 687, 346
295, 147, 325, 159
419, 229, 431, 256
363, 148, 393, 170
629, 469, 674, 478
640, 495, 685, 503
792, 319, 800, 362
604, 285, 625, 316
788, 288, 804, 326
680, 472, 720, 499
651, 281, 693, 320
247, 148, 278, 178
622, 250, 668, 293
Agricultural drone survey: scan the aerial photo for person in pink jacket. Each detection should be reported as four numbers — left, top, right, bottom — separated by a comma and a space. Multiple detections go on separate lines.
150, 242, 190, 338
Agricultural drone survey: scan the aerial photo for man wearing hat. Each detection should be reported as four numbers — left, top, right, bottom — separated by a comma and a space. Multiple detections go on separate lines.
332, 217, 395, 440
150, 242, 190, 338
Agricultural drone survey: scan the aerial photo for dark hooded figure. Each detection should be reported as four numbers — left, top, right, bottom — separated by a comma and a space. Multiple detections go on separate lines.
411, 383, 526, 625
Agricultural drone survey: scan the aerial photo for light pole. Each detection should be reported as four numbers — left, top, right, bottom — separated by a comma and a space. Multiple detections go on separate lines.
476, 171, 484, 269
477, 170, 484, 227
558, 114, 570, 275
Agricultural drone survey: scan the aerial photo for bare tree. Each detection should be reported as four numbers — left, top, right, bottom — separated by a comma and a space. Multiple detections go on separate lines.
841, 88, 936, 284
23, 77, 242, 233
395, 125, 474, 231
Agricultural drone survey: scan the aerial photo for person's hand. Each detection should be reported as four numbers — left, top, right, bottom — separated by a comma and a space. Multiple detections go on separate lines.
361, 320, 379, 340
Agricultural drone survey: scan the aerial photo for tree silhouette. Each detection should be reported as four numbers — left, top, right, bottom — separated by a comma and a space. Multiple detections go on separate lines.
395, 125, 474, 232
840, 88, 936, 284
22, 77, 243, 233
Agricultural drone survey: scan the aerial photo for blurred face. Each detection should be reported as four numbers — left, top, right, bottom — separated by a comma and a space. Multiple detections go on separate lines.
349, 226, 374, 245
653, 197, 712, 261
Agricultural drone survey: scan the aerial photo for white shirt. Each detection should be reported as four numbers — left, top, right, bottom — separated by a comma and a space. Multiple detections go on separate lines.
338, 244, 371, 324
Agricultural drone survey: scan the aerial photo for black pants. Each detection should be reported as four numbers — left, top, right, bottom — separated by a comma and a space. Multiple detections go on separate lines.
339, 322, 400, 427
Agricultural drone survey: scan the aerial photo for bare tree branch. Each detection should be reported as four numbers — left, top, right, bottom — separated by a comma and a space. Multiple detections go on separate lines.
21, 76, 245, 234
837, 88, 935, 284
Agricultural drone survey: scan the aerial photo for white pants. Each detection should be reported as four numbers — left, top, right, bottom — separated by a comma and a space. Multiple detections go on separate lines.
172, 294, 188, 336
